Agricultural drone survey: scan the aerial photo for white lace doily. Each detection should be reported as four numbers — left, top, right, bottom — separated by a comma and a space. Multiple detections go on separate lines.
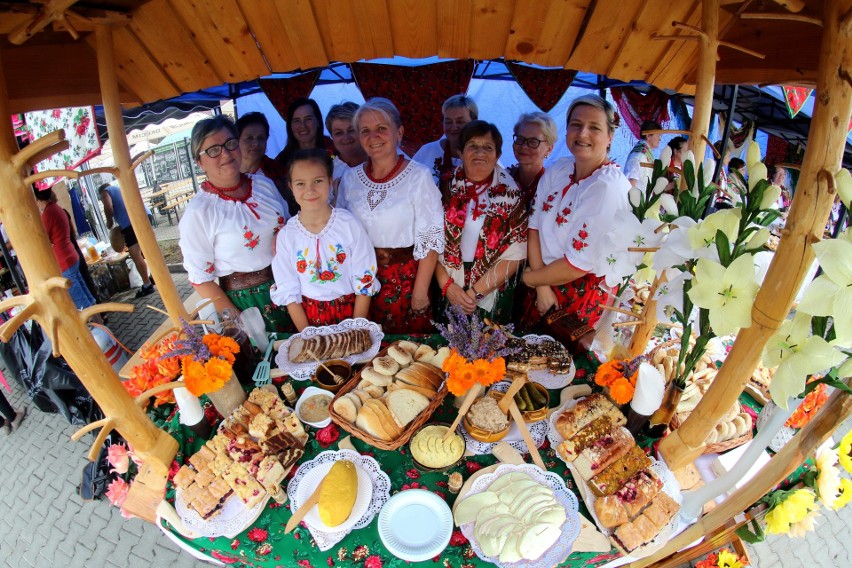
175, 489, 270, 539
274, 319, 384, 381
548, 397, 683, 559
460, 405, 549, 457
287, 449, 391, 551
521, 334, 576, 389
460, 464, 581, 568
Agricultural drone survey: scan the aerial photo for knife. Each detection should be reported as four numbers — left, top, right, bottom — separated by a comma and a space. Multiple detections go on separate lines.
285, 476, 326, 533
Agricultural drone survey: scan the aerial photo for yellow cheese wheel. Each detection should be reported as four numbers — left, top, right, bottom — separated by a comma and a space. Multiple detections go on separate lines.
318, 460, 358, 527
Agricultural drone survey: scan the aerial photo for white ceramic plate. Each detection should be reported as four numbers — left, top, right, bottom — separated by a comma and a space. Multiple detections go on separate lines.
295, 386, 333, 428
521, 334, 576, 389
274, 318, 384, 381
175, 488, 270, 539
292, 460, 374, 533
378, 489, 453, 562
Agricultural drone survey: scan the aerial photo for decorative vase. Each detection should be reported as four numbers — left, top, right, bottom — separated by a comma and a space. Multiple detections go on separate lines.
645, 382, 685, 437
173, 385, 213, 439
206, 373, 247, 417
679, 396, 804, 522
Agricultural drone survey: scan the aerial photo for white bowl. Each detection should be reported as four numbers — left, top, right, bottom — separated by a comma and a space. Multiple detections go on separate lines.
295, 386, 333, 428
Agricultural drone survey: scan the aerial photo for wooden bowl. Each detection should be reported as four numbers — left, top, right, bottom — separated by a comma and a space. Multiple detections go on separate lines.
463, 414, 509, 443
312, 359, 352, 394
489, 382, 550, 423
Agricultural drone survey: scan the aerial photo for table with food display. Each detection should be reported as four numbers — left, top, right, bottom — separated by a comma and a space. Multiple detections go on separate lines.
122, 310, 818, 568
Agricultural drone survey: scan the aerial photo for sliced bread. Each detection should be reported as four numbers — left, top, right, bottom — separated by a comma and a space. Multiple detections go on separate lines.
387, 381, 438, 399
332, 396, 358, 423
355, 405, 392, 441
361, 367, 393, 387
387, 390, 430, 428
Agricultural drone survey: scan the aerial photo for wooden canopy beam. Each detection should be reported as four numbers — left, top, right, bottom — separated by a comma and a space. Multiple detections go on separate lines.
8, 0, 78, 45
660, 0, 852, 470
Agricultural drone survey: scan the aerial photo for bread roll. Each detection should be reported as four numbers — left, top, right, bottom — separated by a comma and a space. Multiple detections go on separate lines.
397, 340, 419, 355
361, 367, 393, 387
333, 397, 358, 423
344, 392, 362, 410
414, 344, 436, 362
388, 345, 413, 366
351, 388, 373, 404
431, 346, 451, 368
373, 356, 400, 376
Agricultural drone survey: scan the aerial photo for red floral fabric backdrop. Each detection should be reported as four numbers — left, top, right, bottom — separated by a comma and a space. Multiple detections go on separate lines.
765, 134, 790, 168
505, 62, 577, 112
259, 71, 321, 122
351, 59, 475, 156
611, 87, 671, 139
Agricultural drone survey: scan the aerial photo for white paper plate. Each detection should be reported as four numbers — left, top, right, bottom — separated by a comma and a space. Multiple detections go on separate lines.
292, 460, 374, 533
175, 488, 270, 539
274, 318, 384, 380
378, 489, 453, 562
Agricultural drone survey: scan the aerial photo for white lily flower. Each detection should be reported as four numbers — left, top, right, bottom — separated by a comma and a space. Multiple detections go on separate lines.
746, 141, 762, 170
628, 186, 642, 208
684, 151, 696, 180
798, 234, 852, 342
703, 159, 715, 186
652, 270, 692, 321
763, 313, 847, 408
837, 357, 852, 378
836, 168, 852, 208
761, 184, 782, 209
652, 217, 697, 271
657, 192, 678, 215
598, 217, 664, 287
749, 163, 768, 191
688, 254, 759, 336
660, 146, 672, 168
652, 177, 669, 196
634, 252, 657, 284
687, 208, 742, 258
747, 228, 771, 249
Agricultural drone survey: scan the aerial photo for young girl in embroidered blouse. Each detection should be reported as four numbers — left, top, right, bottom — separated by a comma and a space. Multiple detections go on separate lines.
271, 149, 380, 331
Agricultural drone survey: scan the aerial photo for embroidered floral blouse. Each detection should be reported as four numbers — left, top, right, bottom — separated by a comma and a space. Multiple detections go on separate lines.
179, 174, 289, 285
412, 138, 461, 187
337, 158, 445, 260
270, 208, 380, 305
624, 140, 654, 189
529, 158, 631, 273
442, 164, 528, 285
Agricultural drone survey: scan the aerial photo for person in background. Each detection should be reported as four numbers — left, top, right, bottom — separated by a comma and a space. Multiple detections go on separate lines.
237, 112, 292, 210
325, 102, 368, 186
727, 157, 747, 201
271, 149, 379, 330
413, 94, 478, 201
337, 97, 444, 333
0, 390, 25, 435
624, 120, 662, 190
666, 136, 688, 180
768, 164, 792, 211
711, 140, 739, 210
521, 94, 631, 331
98, 182, 154, 298
179, 115, 292, 332
35, 188, 97, 311
507, 112, 557, 208
0, 221, 25, 290
435, 121, 527, 324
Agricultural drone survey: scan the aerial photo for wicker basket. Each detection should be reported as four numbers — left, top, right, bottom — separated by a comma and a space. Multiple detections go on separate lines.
488, 383, 549, 423
462, 414, 510, 443
670, 406, 753, 454
327, 341, 448, 451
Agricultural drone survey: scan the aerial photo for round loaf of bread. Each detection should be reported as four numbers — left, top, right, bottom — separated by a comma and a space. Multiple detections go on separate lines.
361, 367, 393, 387
333, 396, 358, 424
373, 356, 400, 376
397, 340, 419, 355
414, 344, 436, 362
431, 346, 451, 368
388, 345, 413, 366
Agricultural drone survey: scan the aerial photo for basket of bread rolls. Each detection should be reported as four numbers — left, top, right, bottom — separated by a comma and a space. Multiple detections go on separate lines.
328, 340, 450, 450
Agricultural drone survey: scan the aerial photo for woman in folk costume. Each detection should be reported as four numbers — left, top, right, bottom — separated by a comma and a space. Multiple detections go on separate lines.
179, 115, 292, 332
337, 97, 445, 333
435, 120, 527, 324
271, 149, 380, 330
624, 119, 662, 190
507, 112, 557, 210
521, 95, 631, 332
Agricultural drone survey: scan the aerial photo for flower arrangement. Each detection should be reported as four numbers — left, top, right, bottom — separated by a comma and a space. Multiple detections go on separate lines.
785, 382, 829, 429
166, 321, 240, 397
694, 549, 749, 568
434, 306, 520, 396
594, 357, 644, 405
123, 333, 180, 407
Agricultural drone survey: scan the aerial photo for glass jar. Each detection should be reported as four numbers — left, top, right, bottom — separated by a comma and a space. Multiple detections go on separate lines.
219, 308, 256, 384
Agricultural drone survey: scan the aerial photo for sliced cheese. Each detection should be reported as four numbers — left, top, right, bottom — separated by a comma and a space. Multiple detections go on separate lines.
454, 492, 499, 526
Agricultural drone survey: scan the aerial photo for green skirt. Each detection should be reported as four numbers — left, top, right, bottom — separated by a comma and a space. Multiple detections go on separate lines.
225, 280, 294, 333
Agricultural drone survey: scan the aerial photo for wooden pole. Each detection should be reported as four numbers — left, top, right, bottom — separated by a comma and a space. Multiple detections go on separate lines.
95, 25, 188, 326
0, 47, 177, 477
660, 0, 852, 470
635, 384, 852, 567
689, 0, 719, 166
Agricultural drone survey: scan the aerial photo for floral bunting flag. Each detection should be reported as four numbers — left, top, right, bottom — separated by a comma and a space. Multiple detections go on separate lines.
611, 87, 671, 139
258, 71, 321, 123
24, 106, 100, 189
781, 86, 813, 119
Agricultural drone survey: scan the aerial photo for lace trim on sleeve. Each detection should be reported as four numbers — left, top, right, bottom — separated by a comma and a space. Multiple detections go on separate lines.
413, 225, 445, 260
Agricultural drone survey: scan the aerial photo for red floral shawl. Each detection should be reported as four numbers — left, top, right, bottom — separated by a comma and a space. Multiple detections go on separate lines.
443, 164, 528, 284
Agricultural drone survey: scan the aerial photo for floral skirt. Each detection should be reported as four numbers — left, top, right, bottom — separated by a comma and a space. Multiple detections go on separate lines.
371, 258, 434, 334
518, 273, 612, 334
301, 294, 356, 328
225, 280, 294, 333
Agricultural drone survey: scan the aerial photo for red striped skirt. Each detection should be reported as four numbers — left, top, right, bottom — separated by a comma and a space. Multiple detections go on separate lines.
301, 294, 356, 327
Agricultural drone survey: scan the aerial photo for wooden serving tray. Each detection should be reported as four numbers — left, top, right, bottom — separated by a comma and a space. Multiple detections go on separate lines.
327, 341, 449, 451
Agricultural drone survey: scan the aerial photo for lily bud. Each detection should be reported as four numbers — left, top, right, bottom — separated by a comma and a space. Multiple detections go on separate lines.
760, 184, 782, 209
684, 150, 696, 171
748, 228, 771, 249
628, 186, 642, 208
703, 159, 715, 186
657, 193, 678, 215
749, 163, 768, 191
652, 177, 669, 195
746, 141, 762, 170
836, 168, 852, 208
660, 146, 672, 167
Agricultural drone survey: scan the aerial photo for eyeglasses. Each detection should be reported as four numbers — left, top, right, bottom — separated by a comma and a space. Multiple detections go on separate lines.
199, 137, 240, 158
464, 143, 497, 154
513, 134, 546, 149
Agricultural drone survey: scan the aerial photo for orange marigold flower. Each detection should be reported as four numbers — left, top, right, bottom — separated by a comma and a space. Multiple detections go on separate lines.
595, 360, 625, 388
609, 377, 635, 405
157, 356, 181, 380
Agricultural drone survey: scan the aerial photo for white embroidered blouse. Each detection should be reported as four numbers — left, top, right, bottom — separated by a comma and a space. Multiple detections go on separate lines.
270, 208, 380, 306
529, 158, 631, 273
412, 138, 461, 186
337, 158, 445, 260
179, 175, 289, 285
